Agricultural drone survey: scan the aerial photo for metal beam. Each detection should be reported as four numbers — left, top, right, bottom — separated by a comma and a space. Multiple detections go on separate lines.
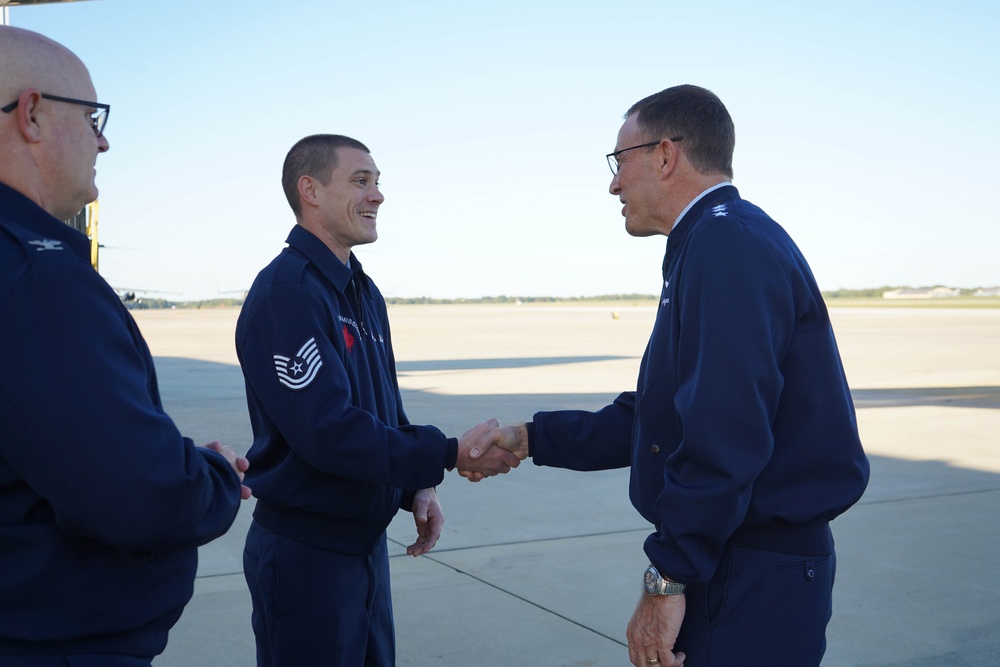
1, 1, 95, 5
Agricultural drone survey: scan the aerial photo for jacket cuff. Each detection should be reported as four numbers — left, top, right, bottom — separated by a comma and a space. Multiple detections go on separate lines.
445, 437, 458, 470
401, 489, 417, 512
525, 421, 535, 457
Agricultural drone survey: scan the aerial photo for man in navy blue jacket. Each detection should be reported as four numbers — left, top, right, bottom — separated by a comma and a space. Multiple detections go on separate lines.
236, 134, 519, 666
473, 85, 870, 667
0, 27, 249, 666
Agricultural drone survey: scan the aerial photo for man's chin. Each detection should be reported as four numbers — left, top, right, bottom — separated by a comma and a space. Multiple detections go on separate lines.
52, 200, 90, 222
79, 184, 98, 209
624, 219, 652, 238
625, 215, 669, 238
353, 232, 378, 249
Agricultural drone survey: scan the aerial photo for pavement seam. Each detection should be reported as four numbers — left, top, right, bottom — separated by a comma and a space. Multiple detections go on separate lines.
194, 571, 245, 580
387, 527, 650, 556
407, 552, 629, 649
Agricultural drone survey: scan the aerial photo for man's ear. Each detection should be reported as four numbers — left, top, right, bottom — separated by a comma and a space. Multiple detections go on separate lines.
15, 89, 45, 143
297, 175, 319, 209
658, 140, 678, 180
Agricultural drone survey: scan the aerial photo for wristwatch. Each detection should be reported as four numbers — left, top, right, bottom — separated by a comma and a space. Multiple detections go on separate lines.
643, 564, 686, 596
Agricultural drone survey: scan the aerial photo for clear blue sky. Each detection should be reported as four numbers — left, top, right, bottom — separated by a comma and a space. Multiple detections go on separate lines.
11, 0, 1000, 299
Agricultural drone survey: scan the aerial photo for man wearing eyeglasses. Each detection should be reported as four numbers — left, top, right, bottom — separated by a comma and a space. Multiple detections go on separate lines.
0, 26, 250, 667
474, 85, 870, 667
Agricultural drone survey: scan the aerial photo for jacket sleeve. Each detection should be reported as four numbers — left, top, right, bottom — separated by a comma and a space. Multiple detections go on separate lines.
0, 258, 242, 554
237, 280, 451, 491
531, 392, 636, 471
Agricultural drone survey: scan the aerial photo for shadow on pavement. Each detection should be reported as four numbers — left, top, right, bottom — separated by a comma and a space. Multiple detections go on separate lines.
396, 356, 633, 372
147, 355, 1000, 667
852, 386, 1000, 410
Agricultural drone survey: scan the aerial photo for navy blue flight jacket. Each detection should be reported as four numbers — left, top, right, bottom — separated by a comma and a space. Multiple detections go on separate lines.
0, 182, 243, 658
531, 186, 870, 586
236, 226, 456, 555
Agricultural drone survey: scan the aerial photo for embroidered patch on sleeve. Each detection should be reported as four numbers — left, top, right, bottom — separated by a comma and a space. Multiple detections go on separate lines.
273, 337, 323, 390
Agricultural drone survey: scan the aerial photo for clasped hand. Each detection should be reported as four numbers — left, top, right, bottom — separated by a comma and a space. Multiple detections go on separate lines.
200, 440, 253, 500
454, 420, 528, 482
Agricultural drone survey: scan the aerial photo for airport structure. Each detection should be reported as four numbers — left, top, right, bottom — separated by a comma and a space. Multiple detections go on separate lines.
1, 0, 93, 26
882, 287, 961, 299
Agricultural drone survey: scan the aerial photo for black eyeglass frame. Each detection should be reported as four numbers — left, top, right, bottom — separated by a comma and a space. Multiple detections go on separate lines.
606, 136, 683, 175
1, 93, 110, 138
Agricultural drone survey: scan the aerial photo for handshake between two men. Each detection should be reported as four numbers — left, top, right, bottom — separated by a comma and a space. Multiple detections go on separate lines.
452, 419, 529, 482
402, 419, 527, 558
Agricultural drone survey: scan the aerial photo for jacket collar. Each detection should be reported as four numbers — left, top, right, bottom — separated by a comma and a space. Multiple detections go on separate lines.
662, 184, 740, 277
284, 224, 368, 293
671, 184, 739, 240
0, 180, 92, 261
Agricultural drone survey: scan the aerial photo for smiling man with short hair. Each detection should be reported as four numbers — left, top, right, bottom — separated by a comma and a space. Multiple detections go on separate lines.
236, 134, 520, 666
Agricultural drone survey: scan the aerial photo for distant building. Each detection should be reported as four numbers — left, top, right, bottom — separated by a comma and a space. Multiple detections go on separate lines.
882, 287, 961, 299
974, 287, 1000, 297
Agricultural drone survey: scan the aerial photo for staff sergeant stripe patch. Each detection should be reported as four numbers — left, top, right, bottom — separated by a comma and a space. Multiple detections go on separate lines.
273, 337, 323, 390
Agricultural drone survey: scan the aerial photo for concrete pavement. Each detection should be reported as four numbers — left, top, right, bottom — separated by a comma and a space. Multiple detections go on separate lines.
133, 304, 1000, 666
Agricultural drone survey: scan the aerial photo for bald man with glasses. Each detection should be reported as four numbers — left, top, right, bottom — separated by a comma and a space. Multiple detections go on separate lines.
0, 26, 250, 667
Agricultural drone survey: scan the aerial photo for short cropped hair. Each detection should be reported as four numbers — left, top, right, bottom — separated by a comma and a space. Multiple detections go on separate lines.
626, 85, 735, 179
282, 134, 371, 217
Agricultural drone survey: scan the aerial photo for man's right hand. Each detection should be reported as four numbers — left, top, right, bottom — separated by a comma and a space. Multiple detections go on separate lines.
200, 440, 252, 500
472, 423, 529, 461
454, 419, 522, 481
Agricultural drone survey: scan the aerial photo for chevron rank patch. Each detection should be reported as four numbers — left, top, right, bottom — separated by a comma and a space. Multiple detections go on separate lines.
273, 337, 323, 390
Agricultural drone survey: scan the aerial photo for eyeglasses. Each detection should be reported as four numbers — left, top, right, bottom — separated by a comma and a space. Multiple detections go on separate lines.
2, 93, 110, 138
606, 136, 683, 175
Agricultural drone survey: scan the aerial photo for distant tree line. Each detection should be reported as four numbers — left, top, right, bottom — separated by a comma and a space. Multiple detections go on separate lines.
822, 286, 899, 298
125, 298, 244, 310
127, 288, 998, 310
384, 294, 659, 305
125, 294, 662, 309
822, 286, 996, 298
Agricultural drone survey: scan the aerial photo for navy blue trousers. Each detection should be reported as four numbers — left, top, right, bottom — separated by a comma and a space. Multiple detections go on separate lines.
674, 545, 836, 666
243, 521, 395, 667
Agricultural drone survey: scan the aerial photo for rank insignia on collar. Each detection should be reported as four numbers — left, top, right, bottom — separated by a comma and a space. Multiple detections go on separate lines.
273, 337, 323, 390
28, 239, 64, 251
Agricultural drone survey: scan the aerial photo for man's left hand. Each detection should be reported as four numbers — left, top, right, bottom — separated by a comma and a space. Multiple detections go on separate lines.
627, 593, 686, 667
407, 488, 443, 556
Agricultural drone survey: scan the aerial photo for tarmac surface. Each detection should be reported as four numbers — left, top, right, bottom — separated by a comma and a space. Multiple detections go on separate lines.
132, 303, 1000, 667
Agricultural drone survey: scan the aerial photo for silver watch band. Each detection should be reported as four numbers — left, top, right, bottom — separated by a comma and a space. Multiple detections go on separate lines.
644, 564, 686, 596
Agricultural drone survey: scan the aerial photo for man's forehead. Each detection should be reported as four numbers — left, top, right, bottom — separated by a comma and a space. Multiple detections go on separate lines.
614, 114, 643, 149
336, 147, 379, 176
